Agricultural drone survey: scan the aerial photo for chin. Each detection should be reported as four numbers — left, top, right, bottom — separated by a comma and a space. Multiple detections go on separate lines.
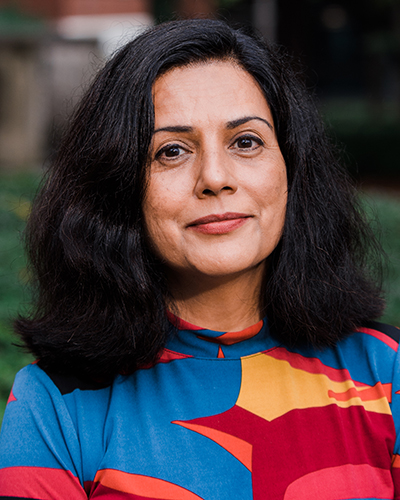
187, 257, 267, 281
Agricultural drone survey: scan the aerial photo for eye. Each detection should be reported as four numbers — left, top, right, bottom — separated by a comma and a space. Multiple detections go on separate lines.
155, 144, 186, 159
232, 134, 264, 151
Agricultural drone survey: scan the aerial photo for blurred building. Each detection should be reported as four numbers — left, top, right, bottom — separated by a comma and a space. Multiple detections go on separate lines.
0, 0, 398, 176
0, 0, 277, 167
0, 0, 152, 167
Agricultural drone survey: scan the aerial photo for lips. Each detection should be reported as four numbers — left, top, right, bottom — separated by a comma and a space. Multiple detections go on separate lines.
187, 212, 251, 235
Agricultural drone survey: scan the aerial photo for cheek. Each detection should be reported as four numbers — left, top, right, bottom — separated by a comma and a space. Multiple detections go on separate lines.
257, 167, 287, 239
257, 161, 287, 203
142, 190, 181, 261
143, 184, 164, 249
143, 202, 166, 249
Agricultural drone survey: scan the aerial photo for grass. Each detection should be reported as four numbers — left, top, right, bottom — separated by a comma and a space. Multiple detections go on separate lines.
0, 171, 399, 424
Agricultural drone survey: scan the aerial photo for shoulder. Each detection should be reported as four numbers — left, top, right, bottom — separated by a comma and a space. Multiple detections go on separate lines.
1, 364, 117, 472
341, 321, 400, 369
10, 362, 112, 400
330, 321, 400, 386
5, 363, 115, 434
355, 321, 400, 351
41, 367, 112, 396
290, 322, 400, 387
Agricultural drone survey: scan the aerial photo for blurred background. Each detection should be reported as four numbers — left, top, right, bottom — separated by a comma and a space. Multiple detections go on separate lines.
0, 0, 399, 419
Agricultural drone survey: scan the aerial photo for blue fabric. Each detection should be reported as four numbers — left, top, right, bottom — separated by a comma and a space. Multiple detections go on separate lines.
1, 320, 400, 499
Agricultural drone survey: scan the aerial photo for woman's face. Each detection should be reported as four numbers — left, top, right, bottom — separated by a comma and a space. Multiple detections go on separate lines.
143, 61, 287, 283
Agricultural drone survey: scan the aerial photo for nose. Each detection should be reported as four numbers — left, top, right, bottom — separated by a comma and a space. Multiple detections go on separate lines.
194, 149, 238, 198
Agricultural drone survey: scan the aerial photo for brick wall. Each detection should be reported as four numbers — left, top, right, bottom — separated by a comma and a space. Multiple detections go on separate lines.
11, 0, 151, 19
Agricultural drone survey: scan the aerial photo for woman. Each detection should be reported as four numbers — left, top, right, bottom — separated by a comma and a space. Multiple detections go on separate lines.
0, 19, 399, 499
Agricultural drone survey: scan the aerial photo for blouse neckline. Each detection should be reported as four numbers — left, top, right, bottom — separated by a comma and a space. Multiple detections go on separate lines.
165, 311, 276, 359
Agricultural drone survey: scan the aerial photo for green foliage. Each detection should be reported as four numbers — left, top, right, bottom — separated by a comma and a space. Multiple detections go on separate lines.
0, 170, 40, 422
322, 99, 400, 179
362, 191, 400, 327
0, 4, 45, 36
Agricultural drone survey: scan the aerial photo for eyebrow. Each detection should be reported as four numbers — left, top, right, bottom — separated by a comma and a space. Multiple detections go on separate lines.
226, 116, 274, 131
153, 116, 274, 135
153, 125, 193, 134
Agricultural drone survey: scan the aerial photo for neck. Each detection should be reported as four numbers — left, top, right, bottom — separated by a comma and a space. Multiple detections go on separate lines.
167, 264, 265, 332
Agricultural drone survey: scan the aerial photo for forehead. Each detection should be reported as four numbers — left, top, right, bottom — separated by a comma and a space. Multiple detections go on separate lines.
152, 61, 273, 127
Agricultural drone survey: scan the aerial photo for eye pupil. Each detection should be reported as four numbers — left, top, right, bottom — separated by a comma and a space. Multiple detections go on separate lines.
165, 146, 181, 157
238, 137, 253, 148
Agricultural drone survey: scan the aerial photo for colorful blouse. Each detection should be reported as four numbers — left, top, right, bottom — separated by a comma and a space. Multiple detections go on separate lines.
1, 316, 400, 499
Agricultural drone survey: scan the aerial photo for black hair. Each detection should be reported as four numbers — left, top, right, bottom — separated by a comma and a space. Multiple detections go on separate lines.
15, 19, 384, 380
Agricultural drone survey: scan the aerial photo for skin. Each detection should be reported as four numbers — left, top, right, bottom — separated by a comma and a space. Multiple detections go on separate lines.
143, 61, 288, 331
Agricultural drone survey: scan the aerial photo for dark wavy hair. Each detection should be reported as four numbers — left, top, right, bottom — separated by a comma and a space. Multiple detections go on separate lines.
15, 19, 384, 380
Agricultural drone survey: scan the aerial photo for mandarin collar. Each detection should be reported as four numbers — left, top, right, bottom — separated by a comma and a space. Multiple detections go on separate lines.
165, 312, 277, 359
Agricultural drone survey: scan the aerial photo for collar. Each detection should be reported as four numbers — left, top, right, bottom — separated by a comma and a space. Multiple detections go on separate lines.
165, 311, 276, 359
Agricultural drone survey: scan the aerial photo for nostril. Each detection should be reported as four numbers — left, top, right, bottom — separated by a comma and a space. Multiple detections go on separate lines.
202, 186, 232, 196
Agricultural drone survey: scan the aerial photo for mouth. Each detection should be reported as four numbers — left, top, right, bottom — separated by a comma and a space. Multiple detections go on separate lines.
187, 212, 251, 235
